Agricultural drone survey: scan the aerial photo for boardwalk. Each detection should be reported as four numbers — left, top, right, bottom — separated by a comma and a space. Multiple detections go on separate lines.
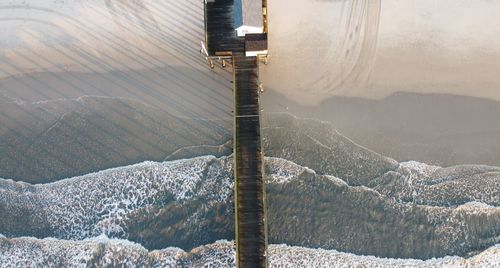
204, 1, 268, 266
233, 55, 267, 267
204, 0, 244, 55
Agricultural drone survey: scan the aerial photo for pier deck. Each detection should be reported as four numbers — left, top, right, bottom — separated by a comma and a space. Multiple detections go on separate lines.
233, 55, 267, 267
204, 1, 268, 266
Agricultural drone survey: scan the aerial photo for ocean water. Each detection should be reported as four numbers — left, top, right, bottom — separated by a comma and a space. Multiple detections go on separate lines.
1, 0, 500, 267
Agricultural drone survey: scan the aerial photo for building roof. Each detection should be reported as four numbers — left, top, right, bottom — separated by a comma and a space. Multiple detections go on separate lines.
236, 25, 263, 37
234, 0, 262, 28
245, 33, 267, 52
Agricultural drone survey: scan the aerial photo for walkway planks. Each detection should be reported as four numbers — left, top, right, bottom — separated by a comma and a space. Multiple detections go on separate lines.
204, 0, 244, 55
204, 1, 267, 266
233, 55, 267, 267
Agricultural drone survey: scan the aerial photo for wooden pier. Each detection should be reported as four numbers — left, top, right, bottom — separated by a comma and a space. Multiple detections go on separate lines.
204, 0, 244, 55
233, 55, 267, 267
203, 1, 268, 266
